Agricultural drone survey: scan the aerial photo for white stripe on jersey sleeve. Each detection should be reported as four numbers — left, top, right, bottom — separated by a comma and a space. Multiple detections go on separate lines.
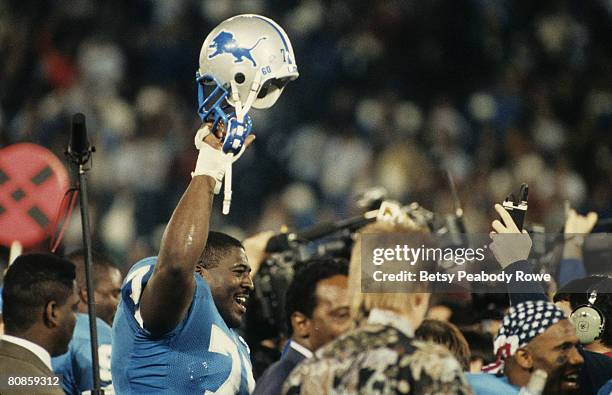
127, 265, 152, 305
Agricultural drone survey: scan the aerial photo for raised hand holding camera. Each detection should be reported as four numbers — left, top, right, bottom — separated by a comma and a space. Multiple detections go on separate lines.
490, 203, 532, 269
501, 183, 528, 231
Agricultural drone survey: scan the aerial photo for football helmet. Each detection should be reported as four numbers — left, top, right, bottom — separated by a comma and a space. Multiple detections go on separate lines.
196, 14, 298, 214
197, 14, 299, 149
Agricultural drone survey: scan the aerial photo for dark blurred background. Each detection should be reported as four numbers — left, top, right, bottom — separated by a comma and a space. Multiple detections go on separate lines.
1, 0, 611, 266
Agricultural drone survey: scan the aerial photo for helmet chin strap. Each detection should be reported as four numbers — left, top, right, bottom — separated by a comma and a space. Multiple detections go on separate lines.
222, 71, 262, 214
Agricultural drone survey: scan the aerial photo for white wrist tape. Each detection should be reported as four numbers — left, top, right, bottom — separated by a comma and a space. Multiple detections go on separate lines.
192, 126, 229, 194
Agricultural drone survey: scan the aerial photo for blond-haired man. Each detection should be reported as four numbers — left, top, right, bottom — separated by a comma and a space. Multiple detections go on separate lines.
283, 221, 472, 394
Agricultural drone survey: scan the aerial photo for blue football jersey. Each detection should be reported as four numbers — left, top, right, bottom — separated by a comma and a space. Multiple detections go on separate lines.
52, 313, 114, 394
111, 257, 255, 394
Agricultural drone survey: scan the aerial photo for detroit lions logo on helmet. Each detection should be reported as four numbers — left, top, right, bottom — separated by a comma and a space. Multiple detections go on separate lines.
208, 31, 267, 67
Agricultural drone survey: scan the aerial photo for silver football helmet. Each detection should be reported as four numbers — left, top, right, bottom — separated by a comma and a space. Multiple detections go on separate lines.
196, 14, 299, 129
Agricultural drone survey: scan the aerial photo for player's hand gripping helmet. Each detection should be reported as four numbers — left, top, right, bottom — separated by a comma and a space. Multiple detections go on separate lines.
196, 14, 299, 154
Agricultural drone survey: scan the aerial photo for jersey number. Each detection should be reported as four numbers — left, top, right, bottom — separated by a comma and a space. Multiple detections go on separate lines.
98, 344, 112, 382
205, 325, 241, 395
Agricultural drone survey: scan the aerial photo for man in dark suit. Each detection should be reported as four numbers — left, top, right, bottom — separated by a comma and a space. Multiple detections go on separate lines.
0, 253, 79, 395
253, 259, 350, 395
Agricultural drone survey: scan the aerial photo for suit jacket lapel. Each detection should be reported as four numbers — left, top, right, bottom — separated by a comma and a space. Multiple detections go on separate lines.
284, 346, 306, 367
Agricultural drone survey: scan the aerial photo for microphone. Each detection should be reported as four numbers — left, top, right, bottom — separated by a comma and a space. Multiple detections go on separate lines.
265, 223, 337, 253
266, 189, 390, 253
67, 113, 92, 164
265, 211, 378, 253
64, 112, 101, 392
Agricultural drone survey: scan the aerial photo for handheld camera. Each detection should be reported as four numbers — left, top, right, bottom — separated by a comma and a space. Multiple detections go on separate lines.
502, 183, 528, 230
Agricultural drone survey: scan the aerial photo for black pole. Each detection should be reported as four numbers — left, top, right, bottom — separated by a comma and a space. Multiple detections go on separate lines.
67, 114, 103, 395
77, 167, 103, 395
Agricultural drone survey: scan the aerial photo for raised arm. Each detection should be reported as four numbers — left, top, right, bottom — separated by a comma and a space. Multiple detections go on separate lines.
139, 175, 214, 336
139, 125, 232, 336
557, 208, 597, 287
489, 204, 547, 306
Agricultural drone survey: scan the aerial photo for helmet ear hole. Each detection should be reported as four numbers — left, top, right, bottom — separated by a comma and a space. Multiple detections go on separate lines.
257, 78, 289, 99
234, 73, 246, 84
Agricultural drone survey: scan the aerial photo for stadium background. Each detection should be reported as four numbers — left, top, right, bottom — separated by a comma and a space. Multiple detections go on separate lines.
0, 0, 611, 267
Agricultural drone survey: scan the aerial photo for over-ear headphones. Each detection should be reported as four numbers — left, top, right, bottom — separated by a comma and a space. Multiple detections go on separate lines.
570, 289, 605, 344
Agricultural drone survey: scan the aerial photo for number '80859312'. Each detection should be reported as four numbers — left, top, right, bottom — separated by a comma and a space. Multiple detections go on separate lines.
5, 376, 60, 387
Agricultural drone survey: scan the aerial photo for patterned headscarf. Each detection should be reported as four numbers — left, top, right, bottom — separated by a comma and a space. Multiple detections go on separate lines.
483, 300, 566, 373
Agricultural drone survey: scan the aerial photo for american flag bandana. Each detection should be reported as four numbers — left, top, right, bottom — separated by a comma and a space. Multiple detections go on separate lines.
483, 300, 566, 374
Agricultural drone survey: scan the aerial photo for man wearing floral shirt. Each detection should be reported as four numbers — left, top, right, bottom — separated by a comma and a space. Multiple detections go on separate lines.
283, 221, 472, 394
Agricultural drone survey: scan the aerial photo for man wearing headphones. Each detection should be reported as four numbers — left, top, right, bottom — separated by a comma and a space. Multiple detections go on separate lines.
487, 204, 612, 394
555, 276, 612, 357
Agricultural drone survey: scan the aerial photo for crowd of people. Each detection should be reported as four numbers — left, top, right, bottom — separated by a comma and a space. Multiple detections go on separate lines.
1, 0, 611, 264
1, 170, 611, 393
1, 1, 611, 394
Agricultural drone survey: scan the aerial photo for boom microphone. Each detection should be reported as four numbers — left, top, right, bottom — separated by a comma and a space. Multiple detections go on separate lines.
265, 211, 378, 253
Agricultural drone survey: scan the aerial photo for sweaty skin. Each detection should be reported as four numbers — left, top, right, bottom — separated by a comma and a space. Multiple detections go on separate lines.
526, 320, 584, 395
138, 128, 254, 337
139, 175, 215, 337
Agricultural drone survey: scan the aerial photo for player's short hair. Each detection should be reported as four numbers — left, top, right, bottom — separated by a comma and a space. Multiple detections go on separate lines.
284, 258, 349, 336
198, 231, 244, 269
65, 249, 119, 289
2, 253, 76, 333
